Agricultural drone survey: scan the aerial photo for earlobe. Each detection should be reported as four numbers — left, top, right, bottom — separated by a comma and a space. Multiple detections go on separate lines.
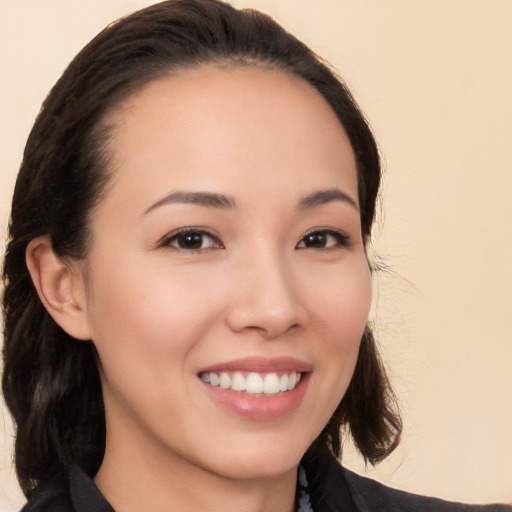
26, 235, 92, 341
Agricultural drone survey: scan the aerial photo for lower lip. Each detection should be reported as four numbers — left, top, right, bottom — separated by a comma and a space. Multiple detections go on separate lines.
200, 374, 310, 420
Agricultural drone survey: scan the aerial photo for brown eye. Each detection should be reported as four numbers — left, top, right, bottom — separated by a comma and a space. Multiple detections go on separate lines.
161, 229, 223, 251
296, 230, 349, 249
174, 233, 206, 249
302, 233, 328, 248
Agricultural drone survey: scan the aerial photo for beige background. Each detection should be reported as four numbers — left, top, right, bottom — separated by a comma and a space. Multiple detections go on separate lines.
1, 0, 511, 510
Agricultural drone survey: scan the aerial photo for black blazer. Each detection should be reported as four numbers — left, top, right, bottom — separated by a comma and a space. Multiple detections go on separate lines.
302, 447, 511, 512
22, 450, 511, 511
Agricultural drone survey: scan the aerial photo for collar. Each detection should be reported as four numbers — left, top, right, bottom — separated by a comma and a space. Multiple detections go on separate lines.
301, 446, 362, 512
69, 466, 114, 512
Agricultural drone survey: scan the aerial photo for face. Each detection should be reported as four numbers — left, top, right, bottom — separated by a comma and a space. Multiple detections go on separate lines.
78, 65, 371, 482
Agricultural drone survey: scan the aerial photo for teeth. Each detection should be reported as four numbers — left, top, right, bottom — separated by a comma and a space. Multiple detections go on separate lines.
279, 374, 288, 391
287, 372, 297, 391
246, 373, 263, 394
199, 371, 303, 394
231, 372, 245, 391
219, 372, 231, 389
263, 373, 280, 394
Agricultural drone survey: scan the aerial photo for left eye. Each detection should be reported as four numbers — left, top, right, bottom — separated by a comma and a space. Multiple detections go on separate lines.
161, 229, 223, 251
296, 230, 349, 249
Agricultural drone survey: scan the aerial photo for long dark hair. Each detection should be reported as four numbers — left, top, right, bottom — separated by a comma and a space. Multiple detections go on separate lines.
2, 0, 401, 495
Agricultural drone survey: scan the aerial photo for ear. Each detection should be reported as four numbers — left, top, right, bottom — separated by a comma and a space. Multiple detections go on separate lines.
26, 235, 92, 341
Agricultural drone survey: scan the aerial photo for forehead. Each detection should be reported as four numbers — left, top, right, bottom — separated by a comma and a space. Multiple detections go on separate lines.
103, 65, 358, 211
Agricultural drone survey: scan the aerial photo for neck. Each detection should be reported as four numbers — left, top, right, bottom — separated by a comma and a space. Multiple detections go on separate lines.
94, 433, 298, 512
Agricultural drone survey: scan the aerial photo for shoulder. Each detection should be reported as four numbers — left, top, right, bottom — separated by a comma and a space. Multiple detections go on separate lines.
303, 446, 511, 512
20, 467, 114, 512
342, 466, 511, 512
20, 471, 73, 512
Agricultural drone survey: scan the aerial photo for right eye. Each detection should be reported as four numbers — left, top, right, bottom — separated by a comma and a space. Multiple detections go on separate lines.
159, 228, 224, 252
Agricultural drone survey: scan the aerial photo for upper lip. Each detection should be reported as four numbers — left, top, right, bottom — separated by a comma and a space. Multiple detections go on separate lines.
198, 356, 313, 374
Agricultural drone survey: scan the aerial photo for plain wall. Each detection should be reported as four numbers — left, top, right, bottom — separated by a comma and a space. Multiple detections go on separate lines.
1, 1, 511, 510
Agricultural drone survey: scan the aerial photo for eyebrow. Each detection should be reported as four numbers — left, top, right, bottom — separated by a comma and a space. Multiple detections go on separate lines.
297, 188, 359, 211
143, 190, 237, 214
143, 187, 358, 215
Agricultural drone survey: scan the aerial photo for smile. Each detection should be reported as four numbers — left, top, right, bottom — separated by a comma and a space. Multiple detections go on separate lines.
197, 357, 311, 419
199, 371, 302, 395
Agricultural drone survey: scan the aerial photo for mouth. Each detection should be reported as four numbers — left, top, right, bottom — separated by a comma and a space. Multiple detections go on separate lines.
198, 371, 303, 395
197, 357, 311, 420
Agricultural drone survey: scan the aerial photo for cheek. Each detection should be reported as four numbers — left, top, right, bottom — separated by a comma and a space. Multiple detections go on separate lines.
309, 257, 372, 336
306, 257, 371, 386
84, 256, 228, 378
83, 258, 232, 434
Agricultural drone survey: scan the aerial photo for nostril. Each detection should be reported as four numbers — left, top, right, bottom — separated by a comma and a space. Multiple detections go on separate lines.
234, 321, 301, 339
224, 272, 309, 337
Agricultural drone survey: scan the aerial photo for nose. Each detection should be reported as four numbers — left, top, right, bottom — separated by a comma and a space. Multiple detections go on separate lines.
225, 251, 309, 339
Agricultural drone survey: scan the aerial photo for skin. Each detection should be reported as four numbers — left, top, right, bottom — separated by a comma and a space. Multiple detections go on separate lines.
29, 65, 372, 511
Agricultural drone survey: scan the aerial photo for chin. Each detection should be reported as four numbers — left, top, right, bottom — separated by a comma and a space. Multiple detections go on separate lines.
204, 433, 311, 481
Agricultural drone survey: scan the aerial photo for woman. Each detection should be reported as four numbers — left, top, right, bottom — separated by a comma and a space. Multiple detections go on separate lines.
1, 1, 510, 511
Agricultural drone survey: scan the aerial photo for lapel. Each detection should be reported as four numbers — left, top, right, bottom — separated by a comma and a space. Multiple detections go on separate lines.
69, 466, 115, 512
302, 446, 364, 512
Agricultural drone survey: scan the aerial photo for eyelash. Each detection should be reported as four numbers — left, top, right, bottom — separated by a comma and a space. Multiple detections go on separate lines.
296, 228, 350, 251
158, 227, 350, 253
158, 227, 223, 253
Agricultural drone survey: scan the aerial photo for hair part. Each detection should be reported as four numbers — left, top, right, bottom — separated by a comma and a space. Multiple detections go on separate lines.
2, 0, 399, 494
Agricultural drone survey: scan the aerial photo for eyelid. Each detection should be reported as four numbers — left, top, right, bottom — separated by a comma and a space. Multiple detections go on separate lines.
296, 227, 351, 250
157, 226, 224, 251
